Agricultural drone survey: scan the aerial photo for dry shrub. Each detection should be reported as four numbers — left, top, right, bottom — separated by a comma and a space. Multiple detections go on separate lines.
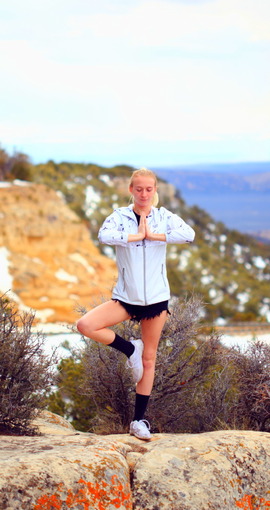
0, 295, 56, 435
51, 297, 270, 434
229, 340, 270, 431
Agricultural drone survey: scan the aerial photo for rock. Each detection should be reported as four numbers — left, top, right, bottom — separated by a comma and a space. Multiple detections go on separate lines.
126, 431, 270, 510
0, 412, 270, 509
0, 434, 132, 510
32, 410, 76, 435
0, 182, 117, 323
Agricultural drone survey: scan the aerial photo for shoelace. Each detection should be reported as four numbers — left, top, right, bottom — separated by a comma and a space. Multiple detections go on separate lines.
135, 419, 150, 431
126, 357, 134, 368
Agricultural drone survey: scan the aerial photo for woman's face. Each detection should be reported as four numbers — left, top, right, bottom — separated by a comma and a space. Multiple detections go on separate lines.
129, 176, 156, 209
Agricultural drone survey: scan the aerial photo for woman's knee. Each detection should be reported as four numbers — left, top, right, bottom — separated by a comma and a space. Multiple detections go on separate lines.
76, 316, 94, 336
142, 351, 157, 371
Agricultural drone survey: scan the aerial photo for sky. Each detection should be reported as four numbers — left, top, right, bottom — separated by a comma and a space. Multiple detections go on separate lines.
1, 0, 270, 168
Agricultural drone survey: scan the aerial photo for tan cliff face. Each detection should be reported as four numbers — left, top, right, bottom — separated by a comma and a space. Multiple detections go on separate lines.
0, 182, 117, 324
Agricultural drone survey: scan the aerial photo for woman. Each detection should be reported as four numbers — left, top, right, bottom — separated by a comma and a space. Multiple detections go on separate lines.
77, 168, 195, 440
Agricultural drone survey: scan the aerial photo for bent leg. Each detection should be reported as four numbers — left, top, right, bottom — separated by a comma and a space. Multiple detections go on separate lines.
136, 310, 167, 395
77, 300, 130, 344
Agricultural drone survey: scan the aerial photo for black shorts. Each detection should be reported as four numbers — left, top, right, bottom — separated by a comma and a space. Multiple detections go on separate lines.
112, 299, 170, 322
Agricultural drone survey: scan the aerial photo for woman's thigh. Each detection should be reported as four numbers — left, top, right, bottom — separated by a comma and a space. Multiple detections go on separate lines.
78, 300, 131, 331
141, 310, 168, 354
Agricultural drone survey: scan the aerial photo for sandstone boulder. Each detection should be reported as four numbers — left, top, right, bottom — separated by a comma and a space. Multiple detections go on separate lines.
0, 412, 270, 510
125, 430, 270, 510
0, 434, 132, 510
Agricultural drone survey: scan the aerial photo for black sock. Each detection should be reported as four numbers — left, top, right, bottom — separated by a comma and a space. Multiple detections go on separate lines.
108, 333, 135, 358
133, 393, 150, 421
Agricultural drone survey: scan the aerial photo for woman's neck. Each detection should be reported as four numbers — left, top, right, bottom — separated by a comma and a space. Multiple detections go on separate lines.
133, 205, 152, 215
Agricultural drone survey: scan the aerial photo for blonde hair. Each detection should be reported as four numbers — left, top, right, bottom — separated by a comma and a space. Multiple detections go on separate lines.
129, 167, 159, 207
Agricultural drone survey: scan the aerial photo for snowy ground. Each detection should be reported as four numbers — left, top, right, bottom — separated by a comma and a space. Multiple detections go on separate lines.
221, 332, 270, 351
39, 326, 270, 361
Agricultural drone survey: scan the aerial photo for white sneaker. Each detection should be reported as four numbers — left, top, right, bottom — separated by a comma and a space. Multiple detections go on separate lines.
126, 339, 144, 384
130, 420, 151, 440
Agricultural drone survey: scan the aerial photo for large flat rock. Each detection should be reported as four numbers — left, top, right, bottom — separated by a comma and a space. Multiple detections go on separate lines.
0, 433, 131, 510
0, 413, 269, 509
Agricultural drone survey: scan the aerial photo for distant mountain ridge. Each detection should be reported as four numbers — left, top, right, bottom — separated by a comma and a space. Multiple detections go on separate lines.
154, 162, 270, 193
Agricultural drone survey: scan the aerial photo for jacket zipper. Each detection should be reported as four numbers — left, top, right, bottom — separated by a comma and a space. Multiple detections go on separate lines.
143, 239, 147, 305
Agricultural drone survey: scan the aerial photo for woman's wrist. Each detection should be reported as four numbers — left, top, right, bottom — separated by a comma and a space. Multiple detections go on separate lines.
128, 232, 145, 242
146, 232, 166, 241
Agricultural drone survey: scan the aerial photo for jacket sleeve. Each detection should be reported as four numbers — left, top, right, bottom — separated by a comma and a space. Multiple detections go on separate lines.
98, 210, 129, 246
164, 209, 195, 244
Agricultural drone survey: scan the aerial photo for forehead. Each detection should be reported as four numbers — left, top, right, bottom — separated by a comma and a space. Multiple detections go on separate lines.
131, 176, 156, 187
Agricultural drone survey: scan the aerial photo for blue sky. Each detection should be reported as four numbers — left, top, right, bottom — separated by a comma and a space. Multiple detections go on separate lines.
1, 0, 270, 167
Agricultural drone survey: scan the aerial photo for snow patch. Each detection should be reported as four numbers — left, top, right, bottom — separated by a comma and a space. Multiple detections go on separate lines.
69, 253, 95, 274
227, 282, 238, 294
259, 304, 270, 322
55, 269, 78, 283
84, 185, 101, 217
214, 317, 227, 326
237, 291, 250, 304
100, 174, 113, 186
204, 232, 217, 243
13, 179, 32, 187
34, 308, 55, 322
221, 333, 270, 351
0, 247, 13, 292
252, 256, 267, 269
102, 246, 116, 260
201, 274, 214, 285
209, 288, 224, 304
178, 250, 191, 270
0, 247, 20, 303
233, 244, 242, 257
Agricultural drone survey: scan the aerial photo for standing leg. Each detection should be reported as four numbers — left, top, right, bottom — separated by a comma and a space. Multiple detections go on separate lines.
137, 310, 168, 395
130, 311, 167, 440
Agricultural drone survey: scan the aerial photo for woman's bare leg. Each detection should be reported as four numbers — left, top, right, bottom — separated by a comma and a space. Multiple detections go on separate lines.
136, 310, 168, 395
76, 300, 130, 344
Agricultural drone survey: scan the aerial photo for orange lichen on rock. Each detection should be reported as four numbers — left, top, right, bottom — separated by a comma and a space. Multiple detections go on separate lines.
235, 494, 270, 509
34, 475, 132, 510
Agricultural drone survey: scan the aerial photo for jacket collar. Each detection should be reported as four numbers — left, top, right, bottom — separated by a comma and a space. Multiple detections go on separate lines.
124, 204, 154, 218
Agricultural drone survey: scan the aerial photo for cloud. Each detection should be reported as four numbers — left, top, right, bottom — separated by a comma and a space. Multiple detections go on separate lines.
67, 0, 270, 50
0, 0, 269, 165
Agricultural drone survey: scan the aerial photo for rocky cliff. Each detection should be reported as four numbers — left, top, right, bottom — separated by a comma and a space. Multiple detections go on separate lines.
0, 181, 116, 323
0, 411, 269, 510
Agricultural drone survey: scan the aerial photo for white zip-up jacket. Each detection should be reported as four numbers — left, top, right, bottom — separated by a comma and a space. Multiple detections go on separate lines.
98, 205, 195, 306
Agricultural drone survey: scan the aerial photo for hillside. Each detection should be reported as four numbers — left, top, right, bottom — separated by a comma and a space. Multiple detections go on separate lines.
0, 158, 270, 324
32, 161, 270, 324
